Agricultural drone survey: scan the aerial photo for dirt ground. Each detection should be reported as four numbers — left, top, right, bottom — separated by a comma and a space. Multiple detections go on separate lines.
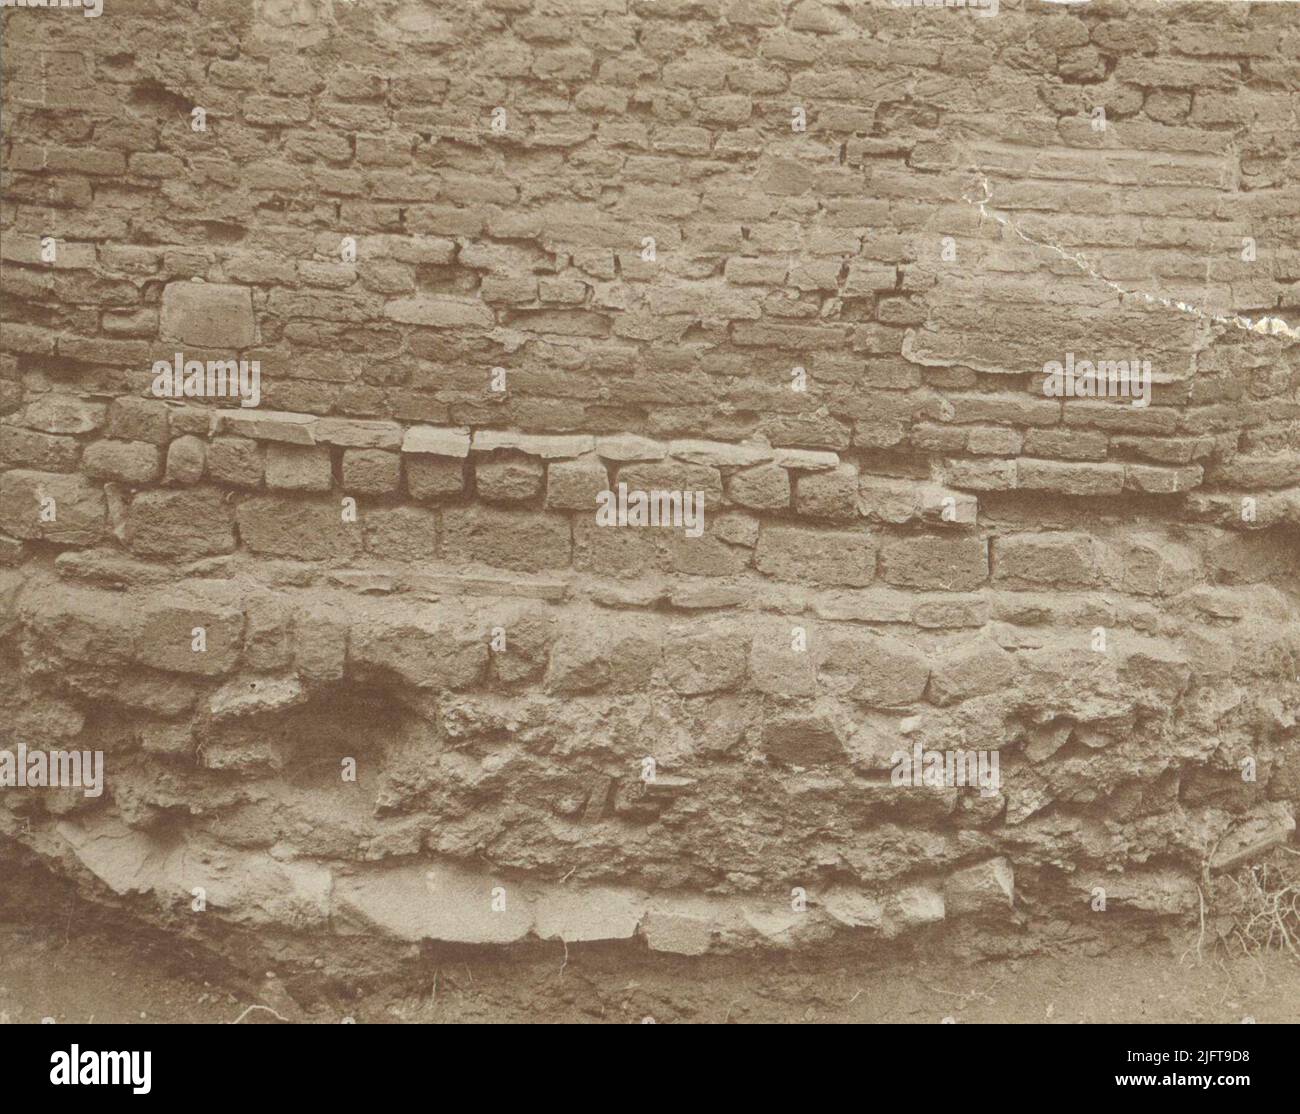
1, 920, 1297, 1025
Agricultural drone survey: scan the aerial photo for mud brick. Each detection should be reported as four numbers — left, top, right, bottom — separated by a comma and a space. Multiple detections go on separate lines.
948, 394, 1061, 428
403, 426, 471, 456
139, 723, 195, 756
125, 488, 235, 561
713, 511, 759, 548
60, 336, 151, 366
1062, 402, 1178, 435
944, 459, 1018, 491
160, 282, 256, 348
349, 605, 488, 690
595, 434, 666, 462
236, 496, 363, 560
605, 626, 665, 686
966, 426, 1023, 456
207, 437, 264, 488
668, 439, 771, 469
853, 420, 907, 449
19, 583, 137, 665
473, 431, 593, 462
916, 485, 978, 527
480, 275, 540, 304
1023, 428, 1108, 462
794, 464, 859, 520
135, 595, 242, 676
0, 470, 105, 545
1125, 463, 1204, 494
820, 631, 931, 708
405, 455, 465, 500
476, 451, 545, 503
748, 626, 817, 698
572, 516, 663, 577
13, 396, 105, 435
480, 609, 555, 689
168, 407, 215, 438
363, 506, 438, 562
265, 444, 333, 492
761, 707, 846, 765
1, 534, 29, 569
755, 525, 876, 587
384, 295, 494, 328
440, 506, 571, 572
1018, 459, 1126, 497
314, 418, 403, 450
0, 428, 81, 471
0, 231, 96, 268
294, 604, 349, 682
1109, 435, 1203, 465
616, 461, 724, 504
81, 440, 164, 484
1116, 534, 1201, 597
911, 424, 969, 453
842, 262, 898, 296
727, 463, 791, 510
220, 410, 317, 446
341, 449, 401, 495
165, 436, 207, 484
12, 50, 96, 110
880, 536, 988, 591
107, 398, 171, 444
0, 324, 57, 356
663, 622, 749, 695
665, 532, 747, 576
545, 454, 608, 511
944, 858, 1014, 915
547, 631, 614, 694
238, 594, 292, 673
994, 532, 1100, 587
928, 638, 1017, 706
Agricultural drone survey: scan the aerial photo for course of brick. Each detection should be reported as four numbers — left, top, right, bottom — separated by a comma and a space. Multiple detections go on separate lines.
1, 0, 1298, 965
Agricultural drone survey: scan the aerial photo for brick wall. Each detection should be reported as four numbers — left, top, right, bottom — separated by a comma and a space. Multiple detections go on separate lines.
1, 0, 1298, 959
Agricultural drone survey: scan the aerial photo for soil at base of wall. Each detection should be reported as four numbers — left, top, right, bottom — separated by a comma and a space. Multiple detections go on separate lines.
2, 916, 1298, 1025
3, 852, 1298, 1024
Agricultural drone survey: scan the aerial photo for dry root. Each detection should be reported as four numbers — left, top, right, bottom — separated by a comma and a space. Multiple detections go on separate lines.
1209, 850, 1300, 961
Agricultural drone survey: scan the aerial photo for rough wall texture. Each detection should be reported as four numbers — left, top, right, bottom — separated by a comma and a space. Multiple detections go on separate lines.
1, 0, 1298, 968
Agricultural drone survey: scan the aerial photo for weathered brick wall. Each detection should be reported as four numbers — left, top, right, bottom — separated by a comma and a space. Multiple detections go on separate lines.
1, 0, 1298, 960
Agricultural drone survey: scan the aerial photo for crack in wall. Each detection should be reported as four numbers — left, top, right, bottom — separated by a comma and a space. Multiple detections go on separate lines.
962, 167, 1300, 341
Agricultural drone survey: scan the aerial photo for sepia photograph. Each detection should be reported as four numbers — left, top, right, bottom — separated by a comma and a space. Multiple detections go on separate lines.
0, 0, 1296, 1086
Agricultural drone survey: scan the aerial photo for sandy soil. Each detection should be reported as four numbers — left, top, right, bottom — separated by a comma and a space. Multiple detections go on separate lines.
2, 921, 1297, 1025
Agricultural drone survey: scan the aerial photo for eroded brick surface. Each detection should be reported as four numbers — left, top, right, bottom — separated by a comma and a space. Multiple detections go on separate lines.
1, 1, 1298, 982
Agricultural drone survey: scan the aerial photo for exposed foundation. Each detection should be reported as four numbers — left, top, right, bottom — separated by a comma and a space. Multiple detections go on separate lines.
1, 0, 1298, 1018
